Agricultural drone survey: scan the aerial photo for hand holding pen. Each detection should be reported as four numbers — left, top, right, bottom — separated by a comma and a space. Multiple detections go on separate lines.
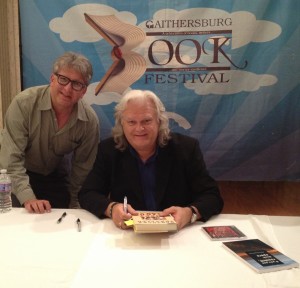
114, 196, 139, 229
117, 196, 128, 229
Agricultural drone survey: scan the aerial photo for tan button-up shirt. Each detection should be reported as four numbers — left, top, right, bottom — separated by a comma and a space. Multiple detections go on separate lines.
0, 85, 99, 206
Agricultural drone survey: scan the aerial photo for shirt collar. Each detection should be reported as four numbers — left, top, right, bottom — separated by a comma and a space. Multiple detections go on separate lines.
39, 86, 52, 111
39, 86, 89, 122
129, 145, 159, 164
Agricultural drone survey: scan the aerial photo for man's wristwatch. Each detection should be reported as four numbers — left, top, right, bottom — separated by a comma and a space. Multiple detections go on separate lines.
188, 206, 198, 223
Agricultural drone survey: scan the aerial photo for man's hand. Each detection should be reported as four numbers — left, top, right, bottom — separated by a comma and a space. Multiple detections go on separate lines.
105, 202, 138, 229
24, 199, 51, 213
160, 206, 199, 230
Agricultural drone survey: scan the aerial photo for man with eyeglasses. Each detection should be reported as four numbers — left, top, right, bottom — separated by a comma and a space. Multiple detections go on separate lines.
0, 51, 99, 213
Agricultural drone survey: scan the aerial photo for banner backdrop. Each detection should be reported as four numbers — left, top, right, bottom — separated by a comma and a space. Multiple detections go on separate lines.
19, 0, 300, 181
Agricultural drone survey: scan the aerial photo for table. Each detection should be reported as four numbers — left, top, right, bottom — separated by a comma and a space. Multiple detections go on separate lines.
0, 208, 299, 288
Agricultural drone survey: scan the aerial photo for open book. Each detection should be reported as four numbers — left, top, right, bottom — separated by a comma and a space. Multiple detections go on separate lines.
84, 13, 146, 95
124, 211, 178, 233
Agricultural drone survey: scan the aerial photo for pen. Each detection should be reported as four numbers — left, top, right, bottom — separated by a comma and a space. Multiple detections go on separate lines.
57, 212, 67, 224
76, 218, 81, 232
123, 196, 128, 214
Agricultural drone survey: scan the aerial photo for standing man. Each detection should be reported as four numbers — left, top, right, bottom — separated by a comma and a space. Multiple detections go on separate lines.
0, 51, 99, 213
79, 90, 223, 230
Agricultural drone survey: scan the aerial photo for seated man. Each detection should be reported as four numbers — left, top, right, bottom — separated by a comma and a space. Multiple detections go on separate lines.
0, 51, 99, 213
79, 89, 223, 230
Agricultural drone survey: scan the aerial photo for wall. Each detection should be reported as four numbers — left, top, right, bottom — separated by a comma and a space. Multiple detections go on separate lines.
0, 0, 21, 128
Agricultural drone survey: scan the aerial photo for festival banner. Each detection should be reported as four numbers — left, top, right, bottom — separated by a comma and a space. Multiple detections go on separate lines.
19, 0, 300, 181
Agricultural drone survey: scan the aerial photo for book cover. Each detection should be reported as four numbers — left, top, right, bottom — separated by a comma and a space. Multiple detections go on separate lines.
125, 211, 178, 233
223, 239, 299, 273
202, 225, 246, 241
84, 13, 146, 95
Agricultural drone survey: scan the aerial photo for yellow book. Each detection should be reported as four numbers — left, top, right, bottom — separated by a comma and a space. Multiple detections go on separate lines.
125, 211, 178, 233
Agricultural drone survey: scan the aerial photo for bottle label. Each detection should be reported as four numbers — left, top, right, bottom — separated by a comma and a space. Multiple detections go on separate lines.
0, 183, 11, 192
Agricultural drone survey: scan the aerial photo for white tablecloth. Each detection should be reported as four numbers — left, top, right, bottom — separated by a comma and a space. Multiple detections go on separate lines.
0, 208, 299, 288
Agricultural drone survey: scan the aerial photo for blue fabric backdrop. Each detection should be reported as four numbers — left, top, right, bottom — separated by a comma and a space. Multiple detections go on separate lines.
19, 0, 300, 181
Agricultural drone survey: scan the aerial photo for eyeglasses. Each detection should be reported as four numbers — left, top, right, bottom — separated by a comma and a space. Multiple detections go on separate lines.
54, 73, 86, 91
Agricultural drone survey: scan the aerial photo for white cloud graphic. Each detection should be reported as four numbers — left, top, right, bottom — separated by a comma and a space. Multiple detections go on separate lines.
231, 11, 281, 49
49, 4, 137, 42
166, 112, 191, 129
83, 82, 122, 105
184, 70, 277, 95
49, 5, 281, 49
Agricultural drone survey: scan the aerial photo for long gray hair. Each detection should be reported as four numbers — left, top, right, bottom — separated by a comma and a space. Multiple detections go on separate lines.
112, 90, 171, 151
52, 51, 93, 85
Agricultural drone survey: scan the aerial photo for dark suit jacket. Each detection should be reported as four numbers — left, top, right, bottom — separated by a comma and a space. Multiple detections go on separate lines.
79, 133, 223, 221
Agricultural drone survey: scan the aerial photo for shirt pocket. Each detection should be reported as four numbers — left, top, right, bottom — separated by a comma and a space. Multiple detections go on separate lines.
52, 137, 80, 156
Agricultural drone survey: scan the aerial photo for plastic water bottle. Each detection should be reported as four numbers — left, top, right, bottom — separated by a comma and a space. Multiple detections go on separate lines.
0, 169, 12, 213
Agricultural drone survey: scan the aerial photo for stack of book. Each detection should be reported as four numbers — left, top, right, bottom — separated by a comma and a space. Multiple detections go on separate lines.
202, 225, 299, 273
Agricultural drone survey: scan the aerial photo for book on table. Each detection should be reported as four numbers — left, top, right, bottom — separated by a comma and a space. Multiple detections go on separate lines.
222, 238, 299, 273
84, 13, 147, 95
202, 225, 246, 241
124, 211, 178, 233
